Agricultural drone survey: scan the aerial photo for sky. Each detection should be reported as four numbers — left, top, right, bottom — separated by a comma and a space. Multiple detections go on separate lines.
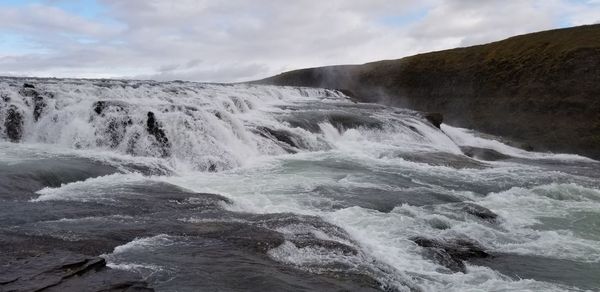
0, 0, 599, 82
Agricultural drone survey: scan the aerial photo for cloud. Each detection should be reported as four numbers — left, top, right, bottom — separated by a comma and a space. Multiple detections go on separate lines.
0, 0, 598, 82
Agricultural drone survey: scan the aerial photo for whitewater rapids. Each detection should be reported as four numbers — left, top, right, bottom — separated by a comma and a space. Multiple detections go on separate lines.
1, 77, 599, 291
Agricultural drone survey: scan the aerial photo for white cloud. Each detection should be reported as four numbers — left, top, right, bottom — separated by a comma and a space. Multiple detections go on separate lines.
0, 0, 598, 82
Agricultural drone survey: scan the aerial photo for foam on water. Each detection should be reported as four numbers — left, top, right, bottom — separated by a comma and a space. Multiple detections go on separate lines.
3, 78, 600, 291
33, 172, 148, 202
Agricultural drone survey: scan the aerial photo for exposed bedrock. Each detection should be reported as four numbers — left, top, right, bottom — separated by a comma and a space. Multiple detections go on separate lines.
146, 111, 171, 157
257, 24, 600, 160
0, 251, 153, 292
411, 236, 489, 273
18, 83, 49, 122
4, 105, 24, 142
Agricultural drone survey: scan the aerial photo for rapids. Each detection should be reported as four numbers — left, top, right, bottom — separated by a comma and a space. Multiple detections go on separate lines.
1, 77, 599, 291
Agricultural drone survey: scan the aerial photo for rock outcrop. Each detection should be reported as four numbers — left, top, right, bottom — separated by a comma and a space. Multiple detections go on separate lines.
411, 236, 489, 273
0, 251, 152, 291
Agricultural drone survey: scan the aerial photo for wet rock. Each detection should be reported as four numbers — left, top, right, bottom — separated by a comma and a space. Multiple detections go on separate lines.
146, 111, 171, 157
256, 126, 301, 150
200, 224, 286, 254
33, 94, 46, 122
93, 100, 106, 115
19, 85, 39, 98
0, 251, 153, 291
91, 101, 135, 149
460, 146, 511, 161
92, 100, 128, 116
411, 236, 489, 273
17, 83, 49, 122
425, 112, 443, 129
208, 164, 217, 172
4, 105, 23, 142
460, 203, 498, 222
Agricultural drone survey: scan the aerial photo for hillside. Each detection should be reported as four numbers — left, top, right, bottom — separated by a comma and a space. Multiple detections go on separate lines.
257, 24, 600, 159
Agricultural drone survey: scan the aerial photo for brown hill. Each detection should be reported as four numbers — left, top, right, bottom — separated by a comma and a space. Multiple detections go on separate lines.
257, 24, 600, 159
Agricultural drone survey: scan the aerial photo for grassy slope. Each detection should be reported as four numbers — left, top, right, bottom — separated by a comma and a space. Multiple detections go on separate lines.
258, 25, 600, 159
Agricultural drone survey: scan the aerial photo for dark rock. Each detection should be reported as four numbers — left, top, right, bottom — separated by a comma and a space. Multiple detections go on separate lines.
460, 146, 511, 161
33, 94, 46, 122
460, 203, 498, 222
0, 251, 153, 292
411, 236, 489, 273
4, 105, 23, 142
146, 111, 171, 157
425, 112, 443, 129
92, 100, 128, 116
208, 164, 217, 172
93, 100, 106, 115
16, 84, 49, 122
257, 126, 301, 149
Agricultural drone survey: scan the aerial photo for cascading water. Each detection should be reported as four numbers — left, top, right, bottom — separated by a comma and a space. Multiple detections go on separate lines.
1, 77, 599, 291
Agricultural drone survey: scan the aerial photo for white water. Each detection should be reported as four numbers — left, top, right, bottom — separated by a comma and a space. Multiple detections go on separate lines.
2, 78, 600, 291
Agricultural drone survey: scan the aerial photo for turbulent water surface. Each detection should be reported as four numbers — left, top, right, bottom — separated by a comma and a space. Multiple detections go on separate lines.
1, 77, 599, 291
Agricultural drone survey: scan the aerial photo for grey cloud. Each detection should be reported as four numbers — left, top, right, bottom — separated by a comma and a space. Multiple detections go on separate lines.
0, 0, 597, 82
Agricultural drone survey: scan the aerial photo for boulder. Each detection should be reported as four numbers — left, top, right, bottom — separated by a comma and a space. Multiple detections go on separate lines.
411, 236, 489, 273
460, 203, 498, 222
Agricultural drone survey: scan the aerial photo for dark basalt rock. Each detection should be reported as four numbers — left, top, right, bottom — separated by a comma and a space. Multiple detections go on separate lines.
256, 126, 301, 150
92, 100, 128, 116
0, 251, 153, 291
19, 86, 39, 98
411, 236, 489, 273
460, 203, 498, 222
208, 164, 217, 172
18, 83, 49, 122
146, 111, 171, 157
93, 100, 106, 115
33, 94, 46, 122
4, 105, 24, 142
425, 112, 443, 129
460, 146, 511, 161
